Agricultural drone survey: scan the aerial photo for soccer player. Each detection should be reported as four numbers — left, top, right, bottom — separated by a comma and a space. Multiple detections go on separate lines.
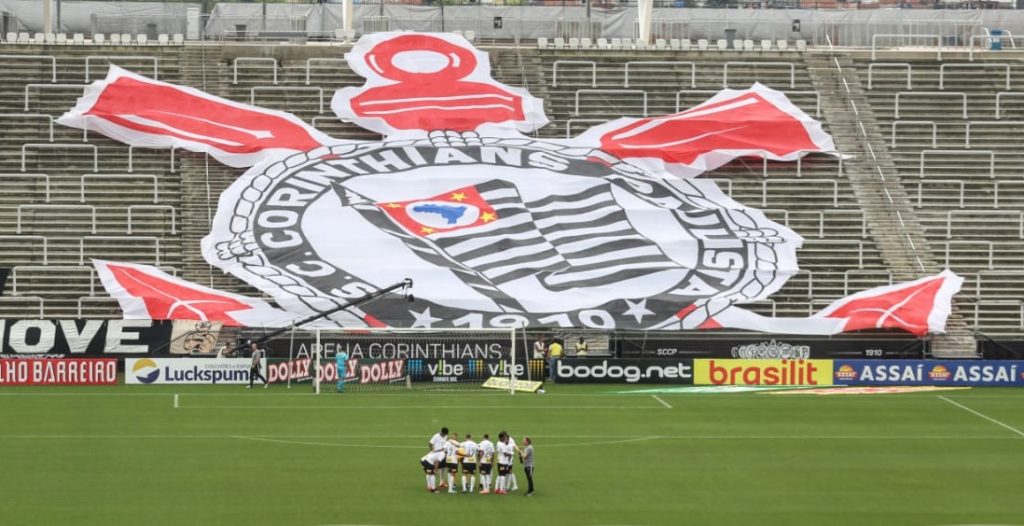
444, 433, 461, 493
506, 432, 520, 491
419, 449, 445, 493
459, 433, 479, 493
478, 433, 495, 494
495, 432, 515, 495
428, 427, 449, 489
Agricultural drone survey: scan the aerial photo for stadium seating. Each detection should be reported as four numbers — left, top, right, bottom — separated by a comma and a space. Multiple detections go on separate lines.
0, 45, 184, 317
858, 53, 1024, 336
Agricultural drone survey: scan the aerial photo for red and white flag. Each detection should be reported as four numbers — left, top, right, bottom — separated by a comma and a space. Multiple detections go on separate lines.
574, 83, 836, 178
93, 260, 301, 327
58, 66, 338, 168
666, 271, 964, 336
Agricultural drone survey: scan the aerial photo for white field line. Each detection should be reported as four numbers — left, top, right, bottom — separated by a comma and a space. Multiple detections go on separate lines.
938, 395, 1024, 438
234, 436, 423, 449
180, 405, 662, 410
651, 395, 672, 409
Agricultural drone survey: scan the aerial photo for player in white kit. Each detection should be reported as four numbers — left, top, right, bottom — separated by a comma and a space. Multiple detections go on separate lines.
477, 434, 495, 494
419, 450, 445, 493
495, 432, 515, 495
443, 433, 461, 494
459, 433, 480, 493
428, 427, 449, 490
506, 433, 520, 492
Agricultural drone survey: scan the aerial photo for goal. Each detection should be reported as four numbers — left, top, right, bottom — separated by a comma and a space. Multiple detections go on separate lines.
250, 327, 537, 393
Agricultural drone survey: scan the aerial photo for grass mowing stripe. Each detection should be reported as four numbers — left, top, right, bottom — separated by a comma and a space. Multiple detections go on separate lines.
1, 434, 1016, 440
937, 395, 1024, 438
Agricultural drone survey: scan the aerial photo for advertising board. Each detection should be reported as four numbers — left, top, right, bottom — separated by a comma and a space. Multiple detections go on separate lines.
125, 358, 263, 385
267, 357, 546, 385
832, 359, 1024, 386
693, 359, 833, 386
554, 358, 694, 384
0, 357, 117, 386
617, 334, 924, 359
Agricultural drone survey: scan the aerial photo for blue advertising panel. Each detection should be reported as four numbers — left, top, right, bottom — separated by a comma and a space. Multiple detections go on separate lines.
833, 360, 1024, 386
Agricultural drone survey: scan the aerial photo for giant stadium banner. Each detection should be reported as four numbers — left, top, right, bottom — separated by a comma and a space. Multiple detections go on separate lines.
60, 31, 962, 336
0, 319, 171, 356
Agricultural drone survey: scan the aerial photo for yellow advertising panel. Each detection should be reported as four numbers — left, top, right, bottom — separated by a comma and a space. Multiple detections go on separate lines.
694, 359, 833, 386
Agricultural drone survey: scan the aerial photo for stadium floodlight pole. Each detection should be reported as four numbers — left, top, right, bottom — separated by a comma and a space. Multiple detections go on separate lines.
240, 278, 413, 353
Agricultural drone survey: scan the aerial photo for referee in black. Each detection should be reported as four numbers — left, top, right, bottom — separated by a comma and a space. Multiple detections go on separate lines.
519, 437, 534, 496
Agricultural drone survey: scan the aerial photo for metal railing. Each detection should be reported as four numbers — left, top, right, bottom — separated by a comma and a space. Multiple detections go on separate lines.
939, 63, 1010, 91
80, 173, 159, 204
895, 91, 967, 120
994, 91, 1024, 119
21, 143, 98, 172
871, 34, 942, 61
305, 58, 347, 85
946, 210, 1023, 239
127, 205, 177, 235
251, 86, 324, 115
867, 62, 911, 90
0, 54, 56, 82
761, 178, 839, 208
919, 149, 994, 179
994, 180, 1024, 209
85, 55, 158, 81
623, 61, 694, 89
722, 61, 795, 89
891, 120, 936, 149
128, 146, 176, 174
0, 235, 48, 265
552, 60, 595, 88
23, 83, 86, 111
233, 57, 278, 85
0, 172, 50, 202
915, 179, 965, 209
0, 113, 53, 141
574, 89, 648, 116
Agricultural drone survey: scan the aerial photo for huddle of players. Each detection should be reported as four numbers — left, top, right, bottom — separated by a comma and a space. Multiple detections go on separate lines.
421, 427, 520, 495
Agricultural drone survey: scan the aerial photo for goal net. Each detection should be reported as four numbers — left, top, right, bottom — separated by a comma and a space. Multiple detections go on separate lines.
246, 328, 540, 393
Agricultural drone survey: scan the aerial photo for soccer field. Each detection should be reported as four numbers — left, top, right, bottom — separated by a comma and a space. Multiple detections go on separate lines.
2, 384, 1023, 526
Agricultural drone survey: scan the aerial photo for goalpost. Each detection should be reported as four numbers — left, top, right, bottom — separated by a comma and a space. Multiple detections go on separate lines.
254, 327, 534, 394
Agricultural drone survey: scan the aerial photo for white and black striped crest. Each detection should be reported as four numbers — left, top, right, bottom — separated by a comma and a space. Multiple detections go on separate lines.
204, 136, 804, 329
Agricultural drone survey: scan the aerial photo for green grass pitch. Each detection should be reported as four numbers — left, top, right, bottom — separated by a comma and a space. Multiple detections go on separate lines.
2, 384, 1023, 526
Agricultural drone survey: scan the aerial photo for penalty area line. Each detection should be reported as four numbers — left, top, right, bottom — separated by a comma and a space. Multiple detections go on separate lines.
651, 395, 672, 409
938, 395, 1024, 438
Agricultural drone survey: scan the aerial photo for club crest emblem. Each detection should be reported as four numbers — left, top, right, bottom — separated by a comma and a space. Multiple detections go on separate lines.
61, 31, 858, 331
